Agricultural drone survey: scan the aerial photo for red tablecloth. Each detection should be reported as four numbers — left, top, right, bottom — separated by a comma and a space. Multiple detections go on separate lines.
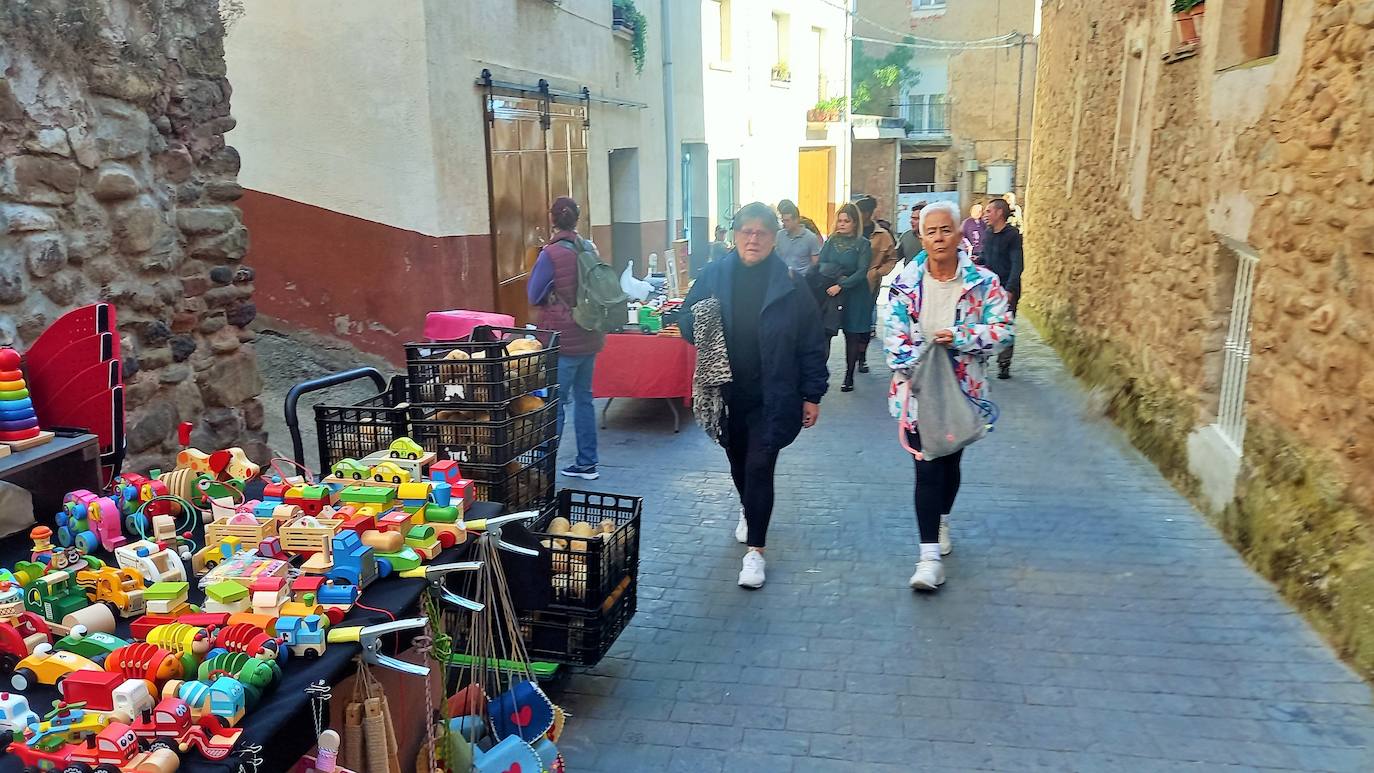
593, 333, 696, 403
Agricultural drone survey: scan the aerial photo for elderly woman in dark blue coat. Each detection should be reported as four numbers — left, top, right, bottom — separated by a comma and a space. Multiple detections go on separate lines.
680, 202, 829, 589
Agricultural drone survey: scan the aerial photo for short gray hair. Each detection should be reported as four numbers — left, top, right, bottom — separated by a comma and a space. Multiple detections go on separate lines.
918, 200, 961, 233
732, 201, 779, 233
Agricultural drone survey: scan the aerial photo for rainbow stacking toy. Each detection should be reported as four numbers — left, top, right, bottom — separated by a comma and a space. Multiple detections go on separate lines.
0, 348, 53, 451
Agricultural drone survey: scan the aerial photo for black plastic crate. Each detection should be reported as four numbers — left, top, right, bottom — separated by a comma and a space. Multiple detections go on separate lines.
461, 439, 557, 513
405, 326, 559, 405
530, 490, 642, 610
313, 376, 411, 472
440, 578, 636, 668
410, 397, 558, 467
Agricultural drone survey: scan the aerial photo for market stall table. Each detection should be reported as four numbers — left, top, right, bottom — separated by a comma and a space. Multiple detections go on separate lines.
0, 500, 502, 773
592, 333, 696, 432
0, 432, 101, 523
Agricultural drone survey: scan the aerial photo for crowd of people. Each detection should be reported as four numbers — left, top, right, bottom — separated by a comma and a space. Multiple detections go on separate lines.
529, 191, 1023, 592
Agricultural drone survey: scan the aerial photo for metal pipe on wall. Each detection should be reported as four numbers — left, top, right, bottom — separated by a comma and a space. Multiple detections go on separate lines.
661, 0, 676, 253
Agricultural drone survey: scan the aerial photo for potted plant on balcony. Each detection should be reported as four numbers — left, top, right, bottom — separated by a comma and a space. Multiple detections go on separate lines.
771, 62, 791, 83
612, 0, 647, 74
807, 96, 846, 122
1173, 0, 1205, 44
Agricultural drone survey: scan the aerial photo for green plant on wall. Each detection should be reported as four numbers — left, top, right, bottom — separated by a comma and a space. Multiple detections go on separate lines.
613, 0, 648, 74
1171, 0, 1204, 12
851, 39, 918, 115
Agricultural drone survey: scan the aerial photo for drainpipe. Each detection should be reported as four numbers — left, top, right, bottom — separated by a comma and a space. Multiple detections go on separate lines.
1012, 32, 1026, 197
661, 0, 676, 254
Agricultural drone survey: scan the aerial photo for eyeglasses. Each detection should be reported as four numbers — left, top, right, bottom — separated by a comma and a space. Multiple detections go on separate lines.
736, 228, 773, 241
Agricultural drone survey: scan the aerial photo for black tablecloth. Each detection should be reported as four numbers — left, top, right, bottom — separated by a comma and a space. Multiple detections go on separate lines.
0, 500, 502, 773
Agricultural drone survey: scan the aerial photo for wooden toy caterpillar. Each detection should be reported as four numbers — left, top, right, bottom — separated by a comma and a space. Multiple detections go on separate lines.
211, 622, 281, 660
106, 642, 184, 689
146, 622, 212, 671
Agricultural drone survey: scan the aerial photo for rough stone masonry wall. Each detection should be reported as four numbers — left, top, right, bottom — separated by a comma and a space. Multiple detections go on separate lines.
1026, 0, 1374, 674
0, 0, 267, 473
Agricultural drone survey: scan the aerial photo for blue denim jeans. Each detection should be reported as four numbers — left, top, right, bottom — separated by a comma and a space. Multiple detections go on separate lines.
556, 353, 598, 468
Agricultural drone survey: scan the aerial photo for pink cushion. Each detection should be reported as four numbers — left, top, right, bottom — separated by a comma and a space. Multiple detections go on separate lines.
424, 310, 516, 341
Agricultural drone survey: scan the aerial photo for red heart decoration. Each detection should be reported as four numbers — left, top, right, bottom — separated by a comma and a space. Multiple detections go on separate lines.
503, 765, 521, 773
510, 705, 533, 726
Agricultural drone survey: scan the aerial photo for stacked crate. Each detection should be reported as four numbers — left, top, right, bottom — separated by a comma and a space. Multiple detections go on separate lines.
403, 326, 560, 512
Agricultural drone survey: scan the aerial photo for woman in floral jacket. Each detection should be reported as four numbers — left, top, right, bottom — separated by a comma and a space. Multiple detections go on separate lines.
884, 200, 1012, 591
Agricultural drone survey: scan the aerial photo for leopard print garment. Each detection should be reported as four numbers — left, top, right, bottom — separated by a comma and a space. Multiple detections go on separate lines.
691, 297, 732, 444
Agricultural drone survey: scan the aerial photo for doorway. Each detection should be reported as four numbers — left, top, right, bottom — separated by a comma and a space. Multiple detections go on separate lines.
484, 95, 589, 322
608, 148, 641, 276
716, 158, 739, 232
797, 147, 834, 230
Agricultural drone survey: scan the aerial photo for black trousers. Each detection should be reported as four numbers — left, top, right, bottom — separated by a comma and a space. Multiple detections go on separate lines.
908, 429, 963, 544
723, 402, 779, 548
842, 332, 867, 382
998, 290, 1020, 369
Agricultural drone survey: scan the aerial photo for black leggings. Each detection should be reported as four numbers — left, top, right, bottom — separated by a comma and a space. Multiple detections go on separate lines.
843, 332, 867, 382
724, 402, 780, 548
909, 430, 963, 544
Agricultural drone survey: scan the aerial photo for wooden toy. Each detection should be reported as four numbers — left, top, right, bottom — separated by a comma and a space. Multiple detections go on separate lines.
404, 525, 442, 561
197, 652, 281, 708
130, 612, 229, 641
0, 575, 54, 664
204, 581, 250, 614
276, 614, 328, 657
129, 696, 243, 761
28, 525, 56, 565
0, 690, 39, 735
368, 461, 411, 485
6, 719, 182, 772
19, 566, 117, 635
430, 459, 462, 484
337, 485, 396, 508
176, 674, 247, 726
249, 576, 292, 617
10, 643, 101, 690
280, 515, 343, 556
144, 581, 192, 616
75, 564, 148, 618
60, 671, 156, 720
105, 642, 185, 689
198, 551, 289, 589
53, 624, 128, 662
328, 458, 371, 481
145, 623, 212, 673
453, 479, 477, 508
0, 347, 54, 451
178, 446, 259, 481
58, 489, 124, 552
388, 437, 424, 460
116, 540, 188, 584
359, 528, 404, 553
207, 510, 279, 547
317, 583, 358, 624
328, 531, 379, 588
191, 534, 243, 575
376, 509, 415, 533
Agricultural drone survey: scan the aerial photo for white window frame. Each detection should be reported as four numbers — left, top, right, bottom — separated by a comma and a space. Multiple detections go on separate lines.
1217, 246, 1259, 451
905, 93, 948, 135
913, 0, 947, 10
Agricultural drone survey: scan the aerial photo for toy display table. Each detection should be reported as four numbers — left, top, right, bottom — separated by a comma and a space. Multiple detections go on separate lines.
592, 334, 696, 433
0, 499, 503, 773
0, 432, 100, 527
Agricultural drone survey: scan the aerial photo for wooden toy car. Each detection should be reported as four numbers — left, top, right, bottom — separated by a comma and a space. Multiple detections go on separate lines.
53, 625, 128, 664
17, 566, 117, 636
5, 719, 182, 772
0, 690, 38, 736
370, 462, 410, 485
116, 541, 188, 584
75, 565, 148, 618
330, 458, 371, 480
25, 701, 111, 748
0, 578, 53, 673
59, 671, 155, 720
276, 614, 328, 657
389, 437, 424, 460
130, 696, 242, 761
11, 643, 101, 690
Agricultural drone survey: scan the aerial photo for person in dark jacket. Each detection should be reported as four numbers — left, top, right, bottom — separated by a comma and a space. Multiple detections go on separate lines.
817, 203, 873, 392
527, 196, 604, 480
680, 202, 829, 589
981, 198, 1024, 379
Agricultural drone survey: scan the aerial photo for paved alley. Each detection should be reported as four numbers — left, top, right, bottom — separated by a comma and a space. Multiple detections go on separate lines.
549, 322, 1374, 772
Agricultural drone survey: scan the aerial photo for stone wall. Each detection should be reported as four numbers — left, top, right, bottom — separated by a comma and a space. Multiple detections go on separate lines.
0, 0, 267, 472
1027, 0, 1374, 674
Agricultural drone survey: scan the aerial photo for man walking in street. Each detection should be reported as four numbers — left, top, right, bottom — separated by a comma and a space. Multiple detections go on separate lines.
981, 198, 1023, 379
680, 202, 829, 589
775, 199, 821, 275
897, 201, 927, 264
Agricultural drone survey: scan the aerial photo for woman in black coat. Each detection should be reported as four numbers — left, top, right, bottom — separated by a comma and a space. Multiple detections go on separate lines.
680, 202, 830, 590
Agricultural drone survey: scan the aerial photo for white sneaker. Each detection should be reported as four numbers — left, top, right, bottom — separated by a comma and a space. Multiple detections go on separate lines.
735, 507, 748, 544
738, 550, 766, 588
909, 559, 945, 590
938, 517, 952, 556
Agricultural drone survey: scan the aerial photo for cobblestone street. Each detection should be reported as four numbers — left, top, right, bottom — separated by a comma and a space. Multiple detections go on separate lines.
549, 322, 1374, 772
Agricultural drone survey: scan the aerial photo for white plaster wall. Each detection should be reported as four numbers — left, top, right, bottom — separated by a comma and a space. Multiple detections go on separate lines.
226, 0, 706, 238
225, 0, 442, 234
701, 0, 851, 228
